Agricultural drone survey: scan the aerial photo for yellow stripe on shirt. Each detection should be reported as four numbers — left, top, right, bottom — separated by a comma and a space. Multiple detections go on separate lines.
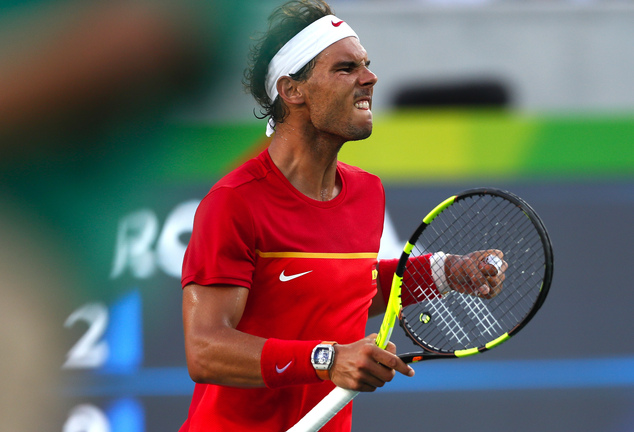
255, 250, 378, 260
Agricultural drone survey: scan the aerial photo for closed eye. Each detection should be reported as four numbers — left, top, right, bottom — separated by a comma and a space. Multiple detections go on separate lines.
336, 63, 355, 73
334, 59, 371, 73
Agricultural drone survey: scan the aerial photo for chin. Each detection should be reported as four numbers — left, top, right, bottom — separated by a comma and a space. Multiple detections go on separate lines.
348, 124, 373, 141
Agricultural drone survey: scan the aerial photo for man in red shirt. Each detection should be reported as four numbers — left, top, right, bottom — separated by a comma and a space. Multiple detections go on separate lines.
180, 1, 501, 430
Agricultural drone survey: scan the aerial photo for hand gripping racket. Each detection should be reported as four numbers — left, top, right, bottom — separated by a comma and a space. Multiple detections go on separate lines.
287, 187, 554, 432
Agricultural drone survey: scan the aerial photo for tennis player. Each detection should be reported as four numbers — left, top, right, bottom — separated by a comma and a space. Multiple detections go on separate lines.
179, 1, 503, 431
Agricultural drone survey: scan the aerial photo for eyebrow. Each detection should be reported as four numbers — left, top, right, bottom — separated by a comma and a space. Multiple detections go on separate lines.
332, 59, 371, 70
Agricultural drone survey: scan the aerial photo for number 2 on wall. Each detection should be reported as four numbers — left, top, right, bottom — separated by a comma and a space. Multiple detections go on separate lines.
63, 303, 109, 369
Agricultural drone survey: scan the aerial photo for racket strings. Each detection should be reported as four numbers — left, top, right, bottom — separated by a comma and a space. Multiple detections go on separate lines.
400, 194, 546, 353
456, 294, 503, 338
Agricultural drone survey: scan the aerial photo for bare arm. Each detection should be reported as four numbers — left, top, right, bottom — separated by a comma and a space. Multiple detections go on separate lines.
182, 283, 266, 387
182, 282, 413, 391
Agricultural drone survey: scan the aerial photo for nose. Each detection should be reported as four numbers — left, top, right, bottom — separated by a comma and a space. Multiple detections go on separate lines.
360, 67, 378, 87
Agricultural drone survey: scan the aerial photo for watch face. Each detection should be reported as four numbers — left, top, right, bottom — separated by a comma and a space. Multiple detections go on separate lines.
314, 348, 330, 365
312, 344, 335, 371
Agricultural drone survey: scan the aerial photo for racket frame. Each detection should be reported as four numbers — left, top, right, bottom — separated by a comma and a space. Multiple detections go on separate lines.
397, 187, 554, 363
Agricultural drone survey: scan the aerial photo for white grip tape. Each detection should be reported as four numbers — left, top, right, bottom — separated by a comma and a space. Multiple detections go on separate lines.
286, 387, 359, 432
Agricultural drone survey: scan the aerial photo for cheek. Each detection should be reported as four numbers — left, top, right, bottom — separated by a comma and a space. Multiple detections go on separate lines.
311, 92, 344, 120
305, 81, 352, 125
324, 91, 351, 116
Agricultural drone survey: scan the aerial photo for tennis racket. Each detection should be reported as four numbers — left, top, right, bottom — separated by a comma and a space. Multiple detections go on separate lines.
287, 187, 554, 432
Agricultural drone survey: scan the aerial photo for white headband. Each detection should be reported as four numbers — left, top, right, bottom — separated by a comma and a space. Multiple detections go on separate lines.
264, 14, 358, 136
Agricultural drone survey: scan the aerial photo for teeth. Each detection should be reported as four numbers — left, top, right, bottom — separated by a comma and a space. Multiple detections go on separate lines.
355, 100, 370, 109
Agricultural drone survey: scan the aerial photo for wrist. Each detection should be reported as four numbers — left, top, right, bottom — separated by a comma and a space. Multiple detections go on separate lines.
310, 341, 337, 381
260, 338, 322, 389
431, 252, 451, 295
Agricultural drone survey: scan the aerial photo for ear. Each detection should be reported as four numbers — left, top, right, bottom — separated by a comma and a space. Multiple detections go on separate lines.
276, 76, 305, 105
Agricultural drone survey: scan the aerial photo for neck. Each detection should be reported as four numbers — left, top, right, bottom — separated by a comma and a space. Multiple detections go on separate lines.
268, 124, 343, 201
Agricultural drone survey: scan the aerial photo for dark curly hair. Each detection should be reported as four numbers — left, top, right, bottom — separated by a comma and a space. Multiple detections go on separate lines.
243, 0, 334, 128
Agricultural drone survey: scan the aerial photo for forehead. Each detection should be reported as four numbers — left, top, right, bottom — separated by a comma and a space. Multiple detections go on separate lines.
314, 37, 368, 66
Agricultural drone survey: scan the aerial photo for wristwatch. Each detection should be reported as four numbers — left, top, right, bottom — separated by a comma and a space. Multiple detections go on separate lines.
311, 341, 336, 380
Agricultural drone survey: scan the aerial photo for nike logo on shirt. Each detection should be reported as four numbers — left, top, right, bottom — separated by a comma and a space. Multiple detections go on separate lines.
276, 361, 293, 373
279, 270, 313, 282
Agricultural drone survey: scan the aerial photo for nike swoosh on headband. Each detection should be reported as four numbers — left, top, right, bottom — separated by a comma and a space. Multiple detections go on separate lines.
331, 20, 344, 27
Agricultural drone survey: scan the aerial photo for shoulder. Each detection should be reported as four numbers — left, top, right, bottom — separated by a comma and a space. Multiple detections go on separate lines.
212, 152, 271, 192
337, 161, 383, 189
195, 154, 272, 218
338, 160, 379, 178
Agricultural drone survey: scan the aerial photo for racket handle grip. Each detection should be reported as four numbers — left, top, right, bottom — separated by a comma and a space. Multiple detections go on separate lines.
286, 387, 359, 432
